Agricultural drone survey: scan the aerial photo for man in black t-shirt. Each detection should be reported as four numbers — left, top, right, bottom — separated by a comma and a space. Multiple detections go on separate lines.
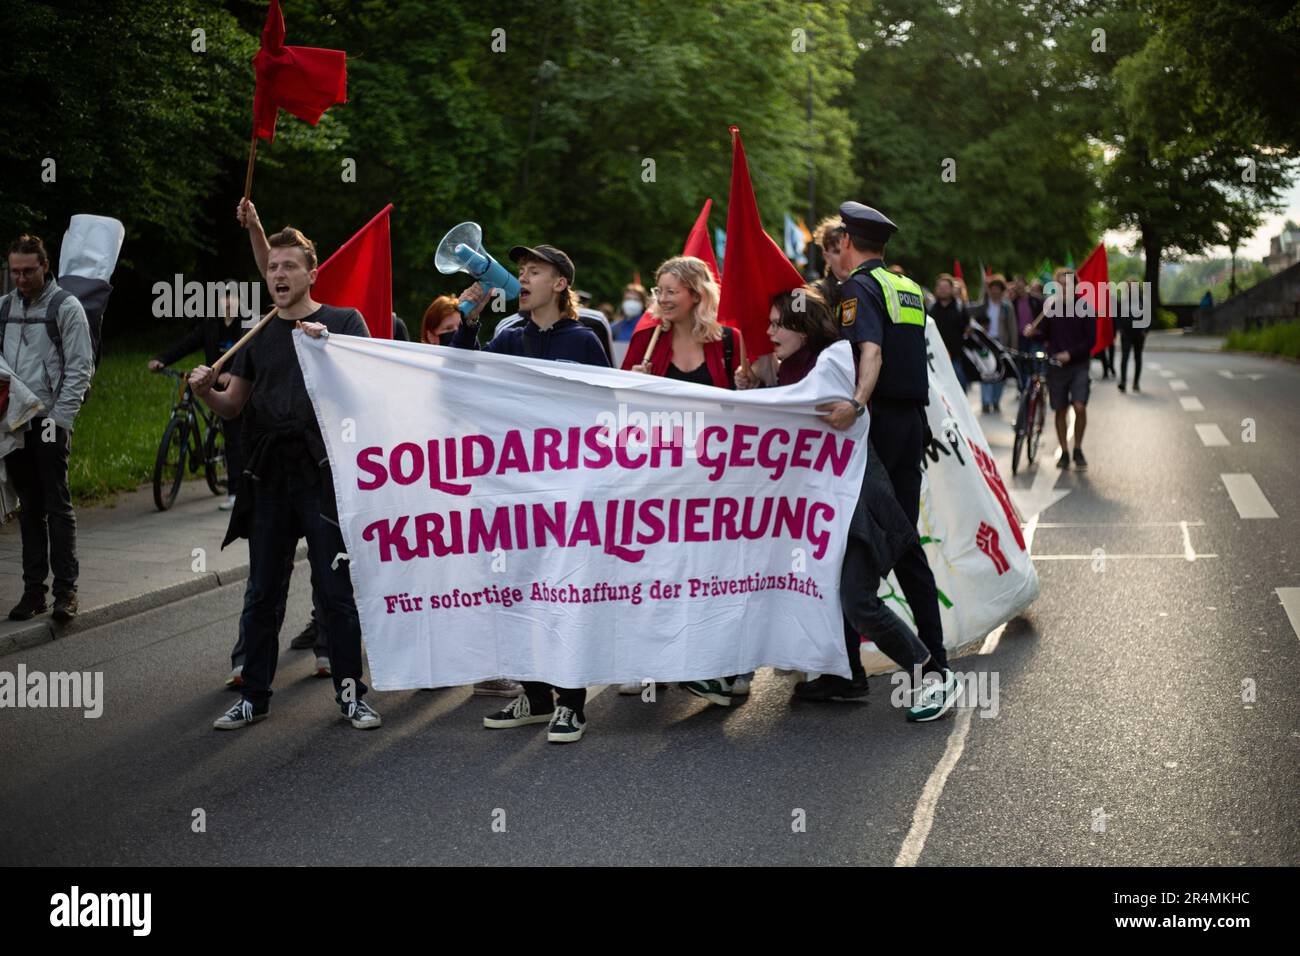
189, 220, 382, 732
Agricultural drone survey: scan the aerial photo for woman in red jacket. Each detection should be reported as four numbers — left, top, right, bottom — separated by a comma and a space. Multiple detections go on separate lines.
622, 255, 736, 388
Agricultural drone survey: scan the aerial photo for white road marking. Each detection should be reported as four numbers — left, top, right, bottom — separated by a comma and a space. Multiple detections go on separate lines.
1221, 473, 1278, 519
1247, 373, 1266, 381
894, 708, 975, 866
1218, 369, 1235, 379
1179, 520, 1196, 562
1148, 362, 1162, 370
1034, 521, 1205, 528
1277, 589, 1300, 643
1170, 379, 1188, 391
1030, 553, 1218, 560
1180, 397, 1205, 411
1158, 369, 1174, 378
1194, 423, 1229, 447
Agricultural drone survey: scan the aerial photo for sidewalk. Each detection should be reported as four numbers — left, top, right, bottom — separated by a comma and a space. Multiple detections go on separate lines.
0, 480, 302, 657
1144, 330, 1225, 352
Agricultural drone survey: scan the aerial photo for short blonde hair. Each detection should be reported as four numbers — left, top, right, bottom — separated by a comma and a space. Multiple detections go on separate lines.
652, 255, 723, 343
812, 215, 846, 251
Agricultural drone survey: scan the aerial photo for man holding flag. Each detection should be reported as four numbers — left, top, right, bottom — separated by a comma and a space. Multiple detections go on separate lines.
188, 210, 382, 733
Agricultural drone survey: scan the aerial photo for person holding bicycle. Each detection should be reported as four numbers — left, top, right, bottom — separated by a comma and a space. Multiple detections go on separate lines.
149, 290, 245, 511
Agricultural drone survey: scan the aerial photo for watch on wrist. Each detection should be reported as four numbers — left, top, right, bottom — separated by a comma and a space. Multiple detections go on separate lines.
851, 400, 866, 418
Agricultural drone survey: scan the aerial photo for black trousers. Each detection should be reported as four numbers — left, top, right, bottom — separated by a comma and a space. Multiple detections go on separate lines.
521, 682, 587, 715
1120, 331, 1145, 387
230, 550, 328, 669
6, 418, 78, 596
841, 536, 930, 679
239, 472, 367, 709
223, 414, 245, 493
869, 399, 948, 673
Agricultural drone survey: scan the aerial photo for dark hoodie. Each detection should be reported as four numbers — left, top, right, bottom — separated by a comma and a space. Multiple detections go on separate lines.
453, 315, 609, 367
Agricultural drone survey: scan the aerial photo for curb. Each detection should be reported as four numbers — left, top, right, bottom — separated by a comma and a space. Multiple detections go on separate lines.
0, 544, 307, 660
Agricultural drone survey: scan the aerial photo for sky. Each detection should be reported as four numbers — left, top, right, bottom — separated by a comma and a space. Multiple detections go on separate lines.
1103, 179, 1300, 263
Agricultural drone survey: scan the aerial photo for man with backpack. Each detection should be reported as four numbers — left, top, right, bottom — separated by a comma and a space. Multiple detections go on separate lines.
2, 235, 95, 622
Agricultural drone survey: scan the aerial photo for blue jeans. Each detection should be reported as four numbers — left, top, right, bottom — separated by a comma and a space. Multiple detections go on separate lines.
238, 472, 367, 708
980, 379, 1005, 408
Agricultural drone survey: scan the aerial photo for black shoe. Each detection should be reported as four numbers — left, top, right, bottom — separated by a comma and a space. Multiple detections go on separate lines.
8, 591, 48, 621
1072, 448, 1088, 470
793, 673, 869, 702
289, 618, 318, 650
547, 706, 586, 743
213, 698, 268, 730
51, 592, 78, 622
1057, 451, 1070, 469
1117, 382, 1126, 393
1133, 383, 1141, 392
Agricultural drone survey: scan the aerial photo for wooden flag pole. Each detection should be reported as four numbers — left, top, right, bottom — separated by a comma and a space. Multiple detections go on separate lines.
736, 324, 752, 377
242, 131, 259, 201
213, 307, 278, 374
639, 320, 667, 370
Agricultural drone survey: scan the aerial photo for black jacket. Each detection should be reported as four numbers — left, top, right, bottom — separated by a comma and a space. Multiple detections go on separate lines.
848, 440, 918, 578
453, 315, 609, 366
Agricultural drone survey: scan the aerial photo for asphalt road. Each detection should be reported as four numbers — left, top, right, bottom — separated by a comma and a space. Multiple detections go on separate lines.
3, 348, 1297, 866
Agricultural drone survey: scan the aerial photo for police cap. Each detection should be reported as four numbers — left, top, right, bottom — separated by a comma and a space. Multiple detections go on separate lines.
839, 202, 897, 244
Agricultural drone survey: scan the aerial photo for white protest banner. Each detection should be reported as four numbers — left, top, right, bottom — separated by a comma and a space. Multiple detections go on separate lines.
295, 333, 869, 690
858, 318, 1039, 672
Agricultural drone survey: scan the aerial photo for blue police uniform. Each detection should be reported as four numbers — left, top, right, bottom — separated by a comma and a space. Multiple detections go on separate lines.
836, 202, 949, 678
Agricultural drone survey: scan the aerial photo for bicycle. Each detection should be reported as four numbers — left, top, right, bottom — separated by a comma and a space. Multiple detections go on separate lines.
1010, 348, 1060, 476
152, 368, 228, 511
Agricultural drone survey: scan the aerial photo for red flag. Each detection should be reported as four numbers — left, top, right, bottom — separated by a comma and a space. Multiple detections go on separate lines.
253, 0, 348, 142
1076, 242, 1112, 355
313, 205, 393, 340
953, 259, 964, 282
716, 127, 805, 360
635, 198, 721, 334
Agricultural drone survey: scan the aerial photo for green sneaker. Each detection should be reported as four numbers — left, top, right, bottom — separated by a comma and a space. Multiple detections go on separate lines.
681, 677, 734, 707
906, 669, 963, 722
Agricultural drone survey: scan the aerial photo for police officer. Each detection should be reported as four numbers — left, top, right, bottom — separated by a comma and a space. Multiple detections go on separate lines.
813, 202, 962, 722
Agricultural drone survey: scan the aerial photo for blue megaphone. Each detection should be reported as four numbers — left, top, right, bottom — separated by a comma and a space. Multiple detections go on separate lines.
435, 222, 520, 316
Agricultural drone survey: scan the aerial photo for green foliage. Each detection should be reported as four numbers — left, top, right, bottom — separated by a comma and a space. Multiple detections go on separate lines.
1225, 320, 1300, 360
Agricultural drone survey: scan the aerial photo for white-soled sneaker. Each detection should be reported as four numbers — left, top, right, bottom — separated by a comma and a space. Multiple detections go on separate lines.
547, 705, 586, 743
342, 698, 383, 730
483, 694, 553, 729
213, 698, 266, 730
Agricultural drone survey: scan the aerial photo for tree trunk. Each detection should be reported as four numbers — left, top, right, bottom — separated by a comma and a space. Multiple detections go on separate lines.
1141, 223, 1162, 323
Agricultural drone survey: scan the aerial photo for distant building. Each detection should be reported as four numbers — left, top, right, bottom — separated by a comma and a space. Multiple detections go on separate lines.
1263, 221, 1300, 274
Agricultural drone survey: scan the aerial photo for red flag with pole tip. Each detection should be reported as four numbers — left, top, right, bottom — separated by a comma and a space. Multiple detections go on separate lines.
312, 205, 394, 340
953, 259, 964, 282
1077, 241, 1113, 355
634, 198, 720, 334
716, 127, 805, 361
253, 0, 348, 142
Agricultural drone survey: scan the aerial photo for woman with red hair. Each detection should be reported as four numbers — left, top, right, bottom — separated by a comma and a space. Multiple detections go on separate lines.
420, 295, 462, 346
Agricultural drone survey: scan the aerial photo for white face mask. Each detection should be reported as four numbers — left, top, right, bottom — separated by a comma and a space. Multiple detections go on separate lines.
621, 298, 644, 319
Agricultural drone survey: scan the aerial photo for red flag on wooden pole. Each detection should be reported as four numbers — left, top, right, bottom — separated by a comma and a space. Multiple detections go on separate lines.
634, 198, 720, 335
313, 205, 394, 340
1076, 242, 1113, 355
716, 127, 805, 361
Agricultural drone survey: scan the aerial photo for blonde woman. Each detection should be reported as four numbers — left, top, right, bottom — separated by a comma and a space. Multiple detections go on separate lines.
621, 255, 737, 389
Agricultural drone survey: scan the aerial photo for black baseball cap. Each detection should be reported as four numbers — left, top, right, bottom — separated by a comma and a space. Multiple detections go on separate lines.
509, 244, 575, 283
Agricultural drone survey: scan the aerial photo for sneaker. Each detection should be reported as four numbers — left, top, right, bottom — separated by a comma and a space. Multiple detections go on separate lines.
213, 698, 267, 730
218, 495, 236, 511
1117, 382, 1126, 393
547, 705, 586, 743
289, 618, 318, 650
907, 669, 964, 722
8, 591, 48, 621
681, 677, 734, 707
224, 665, 244, 689
483, 694, 553, 729
1057, 450, 1070, 469
342, 698, 383, 730
793, 673, 869, 702
473, 678, 524, 697
1072, 447, 1088, 471
1133, 383, 1141, 393
731, 674, 752, 696
51, 592, 78, 622
314, 655, 332, 678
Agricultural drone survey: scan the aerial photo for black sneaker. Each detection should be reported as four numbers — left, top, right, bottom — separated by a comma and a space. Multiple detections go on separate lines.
1133, 383, 1141, 392
793, 673, 869, 702
1072, 448, 1088, 470
1117, 382, 1126, 393
51, 592, 78, 622
1057, 451, 1070, 469
483, 694, 553, 729
8, 591, 48, 621
213, 698, 268, 730
547, 705, 586, 743
341, 698, 383, 730
289, 618, 318, 650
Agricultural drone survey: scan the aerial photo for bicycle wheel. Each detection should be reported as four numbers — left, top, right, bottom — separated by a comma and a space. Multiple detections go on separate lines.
1011, 396, 1028, 476
203, 420, 228, 495
152, 417, 188, 511
1026, 387, 1046, 464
